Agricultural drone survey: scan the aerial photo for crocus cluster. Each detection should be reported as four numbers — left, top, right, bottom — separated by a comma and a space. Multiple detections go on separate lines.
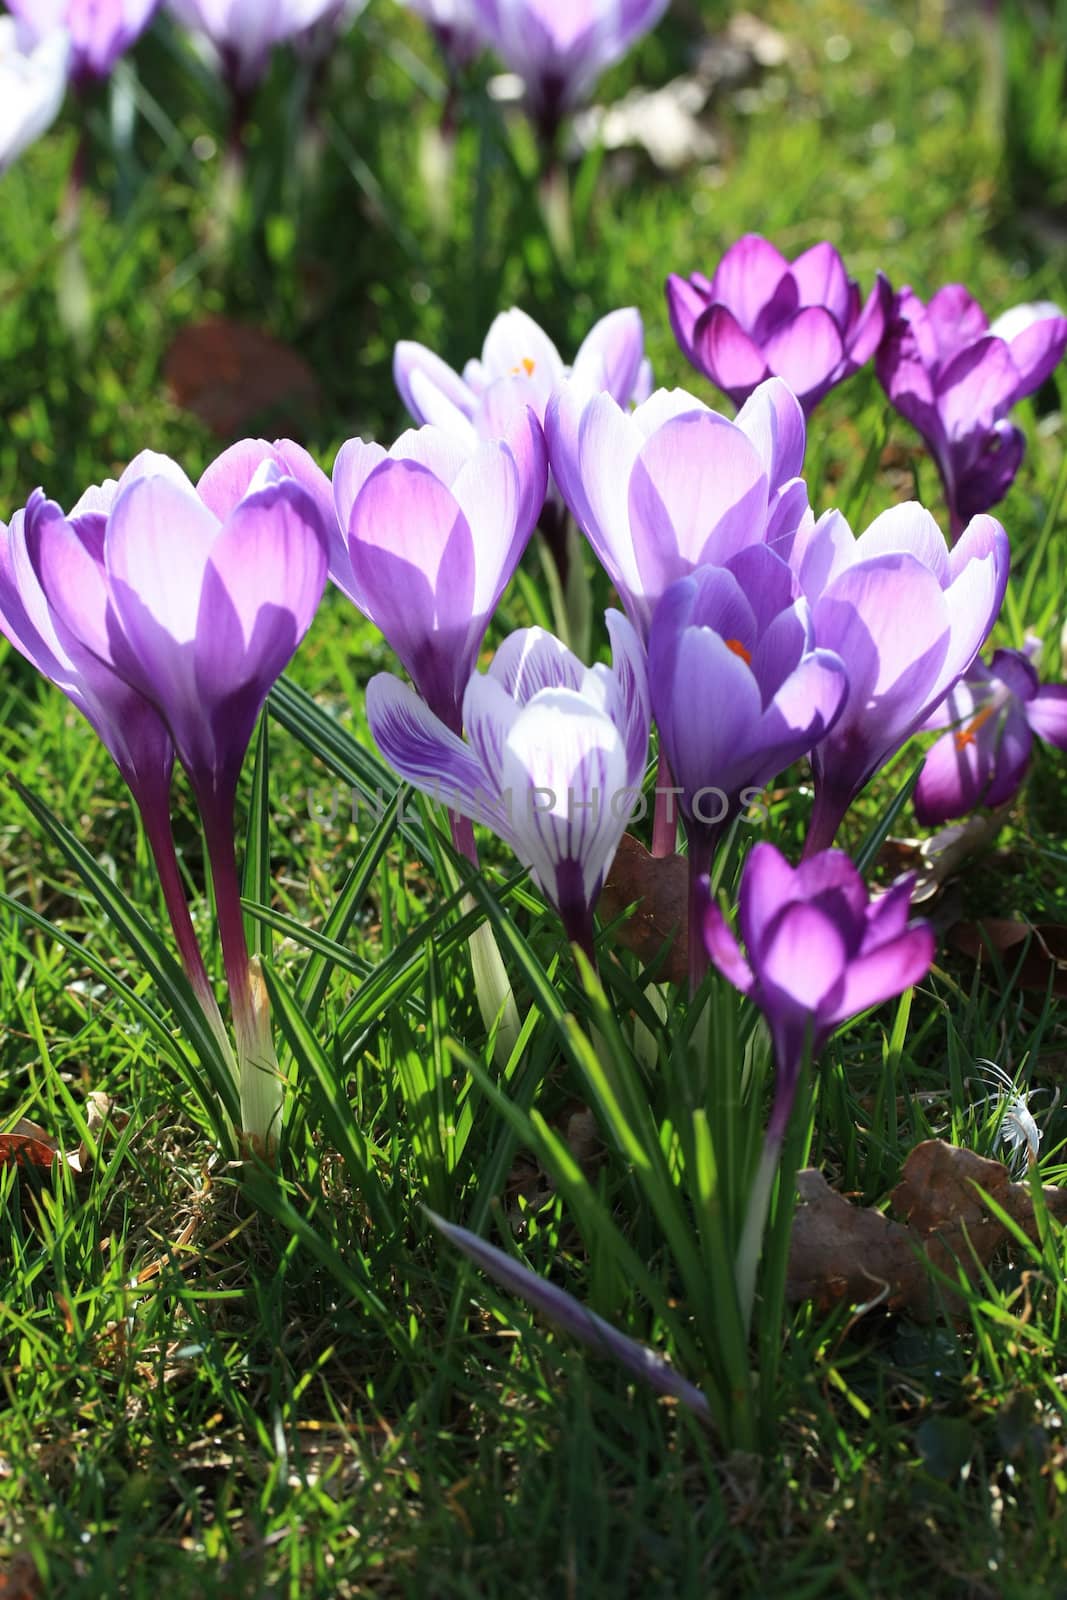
166, 0, 347, 90
666, 235, 1067, 539
3, 444, 330, 1154
877, 288, 1067, 539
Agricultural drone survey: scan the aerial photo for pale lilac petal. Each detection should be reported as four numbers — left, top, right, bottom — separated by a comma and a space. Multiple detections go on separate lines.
926, 284, 989, 360
462, 673, 522, 795
937, 338, 1020, 433
394, 340, 476, 426
854, 501, 950, 584
480, 309, 565, 394
332, 438, 388, 582
734, 377, 807, 490
572, 307, 646, 405
604, 608, 651, 785
700, 897, 755, 995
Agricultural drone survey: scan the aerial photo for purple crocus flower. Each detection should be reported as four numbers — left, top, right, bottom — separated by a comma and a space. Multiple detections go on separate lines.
787, 501, 1010, 854
32, 447, 329, 1153
701, 843, 934, 1324
876, 286, 1067, 540
649, 551, 848, 989
395, 305, 651, 442
6, 0, 158, 84
330, 406, 547, 738
914, 642, 1067, 825
367, 614, 650, 959
166, 0, 343, 90
548, 376, 811, 642
0, 486, 233, 1051
666, 236, 890, 415
469, 0, 669, 149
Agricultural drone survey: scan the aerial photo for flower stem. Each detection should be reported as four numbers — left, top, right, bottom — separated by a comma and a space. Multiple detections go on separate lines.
651, 751, 679, 858
803, 783, 850, 858
197, 780, 282, 1156
734, 1133, 783, 1339
686, 831, 716, 996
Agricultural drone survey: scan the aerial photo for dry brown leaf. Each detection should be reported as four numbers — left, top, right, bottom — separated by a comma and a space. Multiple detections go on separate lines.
788, 1139, 1067, 1321
164, 318, 322, 439
0, 1118, 82, 1173
598, 833, 688, 983
950, 919, 1067, 998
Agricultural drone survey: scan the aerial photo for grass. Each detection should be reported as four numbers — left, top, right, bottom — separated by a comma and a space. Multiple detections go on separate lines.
3, 0, 1067, 1594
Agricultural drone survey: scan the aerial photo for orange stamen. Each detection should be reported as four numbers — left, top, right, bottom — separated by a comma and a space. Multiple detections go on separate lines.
510, 357, 537, 377
726, 637, 753, 665
954, 702, 996, 751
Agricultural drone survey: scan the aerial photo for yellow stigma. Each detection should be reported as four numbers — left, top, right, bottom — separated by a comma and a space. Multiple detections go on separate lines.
954, 702, 996, 751
510, 357, 536, 377
726, 637, 753, 665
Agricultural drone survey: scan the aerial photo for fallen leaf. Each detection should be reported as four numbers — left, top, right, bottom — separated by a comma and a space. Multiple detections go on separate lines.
598, 833, 687, 983
788, 1139, 1067, 1321
878, 809, 1010, 905
949, 919, 1067, 998
0, 1117, 84, 1173
164, 318, 322, 439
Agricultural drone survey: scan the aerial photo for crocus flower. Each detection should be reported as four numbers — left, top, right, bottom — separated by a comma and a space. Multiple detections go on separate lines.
701, 842, 934, 1325
649, 551, 848, 988
0, 488, 228, 1023
548, 376, 811, 641
400, 0, 484, 69
6, 1, 156, 85
666, 236, 890, 415
367, 614, 650, 958
32, 448, 329, 1152
166, 0, 343, 90
914, 642, 1067, 825
0, 18, 70, 172
787, 501, 1010, 854
877, 286, 1067, 539
469, 0, 669, 149
395, 305, 650, 442
330, 406, 547, 737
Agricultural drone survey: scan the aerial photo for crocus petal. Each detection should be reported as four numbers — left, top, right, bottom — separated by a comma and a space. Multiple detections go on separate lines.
367, 673, 502, 829
759, 901, 848, 1012
734, 377, 807, 490
1027, 685, 1067, 749
572, 306, 646, 404
789, 241, 852, 324
828, 925, 935, 1024
700, 896, 755, 995
487, 625, 585, 700
427, 1210, 712, 1420
844, 270, 892, 366
394, 340, 477, 426
761, 307, 845, 402
1006, 313, 1067, 401
926, 284, 989, 360
738, 840, 799, 961
710, 234, 791, 331
937, 337, 1021, 433
691, 305, 769, 400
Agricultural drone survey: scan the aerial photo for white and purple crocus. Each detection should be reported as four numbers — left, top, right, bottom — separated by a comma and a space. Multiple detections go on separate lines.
666, 235, 890, 415
877, 286, 1067, 540
368, 615, 650, 960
